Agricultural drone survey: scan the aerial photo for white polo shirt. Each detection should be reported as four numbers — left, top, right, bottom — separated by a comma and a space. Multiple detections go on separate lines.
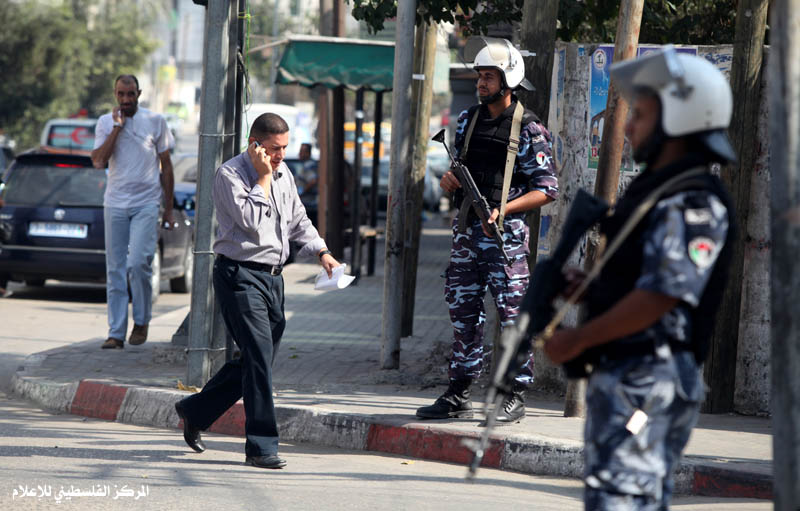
94, 107, 174, 208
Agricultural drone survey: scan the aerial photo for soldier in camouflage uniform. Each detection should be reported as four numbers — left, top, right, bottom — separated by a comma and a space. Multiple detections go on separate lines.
416, 37, 558, 423
544, 50, 737, 509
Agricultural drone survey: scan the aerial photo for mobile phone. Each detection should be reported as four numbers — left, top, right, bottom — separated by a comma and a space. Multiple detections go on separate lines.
253, 140, 262, 147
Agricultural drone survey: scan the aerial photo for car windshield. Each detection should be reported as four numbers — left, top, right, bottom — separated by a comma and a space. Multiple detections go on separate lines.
3, 162, 106, 207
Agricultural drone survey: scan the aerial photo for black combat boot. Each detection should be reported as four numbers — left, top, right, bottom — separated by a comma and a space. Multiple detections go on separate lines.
496, 384, 526, 423
415, 379, 473, 419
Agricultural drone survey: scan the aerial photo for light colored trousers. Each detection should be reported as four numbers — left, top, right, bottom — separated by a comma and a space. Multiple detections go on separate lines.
104, 204, 159, 341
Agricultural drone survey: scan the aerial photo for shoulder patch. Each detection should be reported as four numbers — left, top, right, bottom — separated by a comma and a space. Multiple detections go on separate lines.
536, 151, 548, 166
688, 237, 717, 269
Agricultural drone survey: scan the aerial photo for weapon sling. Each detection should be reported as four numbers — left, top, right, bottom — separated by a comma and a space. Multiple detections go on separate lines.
457, 102, 523, 233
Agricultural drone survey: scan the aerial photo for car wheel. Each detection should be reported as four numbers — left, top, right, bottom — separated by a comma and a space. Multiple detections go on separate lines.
151, 249, 161, 304
170, 243, 193, 294
25, 279, 46, 287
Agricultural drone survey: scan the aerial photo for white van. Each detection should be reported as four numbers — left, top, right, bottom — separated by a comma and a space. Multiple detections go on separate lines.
240, 103, 303, 157
39, 118, 98, 156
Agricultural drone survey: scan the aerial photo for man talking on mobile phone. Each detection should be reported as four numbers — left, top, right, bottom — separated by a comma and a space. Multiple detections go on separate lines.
91, 74, 175, 350
174, 113, 340, 470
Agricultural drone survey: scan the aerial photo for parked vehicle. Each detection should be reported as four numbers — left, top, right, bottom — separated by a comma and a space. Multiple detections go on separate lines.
0, 143, 13, 172
359, 157, 442, 216
282, 157, 319, 226
0, 152, 196, 301
39, 118, 97, 156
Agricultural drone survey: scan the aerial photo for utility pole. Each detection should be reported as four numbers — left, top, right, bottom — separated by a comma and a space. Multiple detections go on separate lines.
703, 0, 768, 414
573, 0, 644, 418
380, 0, 416, 369
187, 0, 231, 386
769, 1, 800, 507
401, 20, 438, 337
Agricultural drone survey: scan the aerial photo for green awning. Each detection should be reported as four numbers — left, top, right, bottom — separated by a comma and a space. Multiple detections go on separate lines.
275, 36, 395, 92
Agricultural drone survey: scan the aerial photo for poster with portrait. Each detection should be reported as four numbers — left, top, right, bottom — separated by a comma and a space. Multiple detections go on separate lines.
588, 45, 699, 175
588, 45, 615, 170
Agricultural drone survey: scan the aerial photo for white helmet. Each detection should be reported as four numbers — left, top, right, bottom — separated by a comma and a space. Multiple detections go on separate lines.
464, 36, 534, 91
610, 46, 736, 162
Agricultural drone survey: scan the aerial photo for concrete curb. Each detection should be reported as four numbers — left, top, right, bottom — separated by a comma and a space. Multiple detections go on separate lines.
11, 375, 772, 501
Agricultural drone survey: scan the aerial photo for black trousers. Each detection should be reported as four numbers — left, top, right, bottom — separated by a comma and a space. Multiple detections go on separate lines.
179, 256, 286, 457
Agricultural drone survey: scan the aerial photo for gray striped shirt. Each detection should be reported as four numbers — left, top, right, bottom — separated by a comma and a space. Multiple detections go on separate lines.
212, 152, 325, 265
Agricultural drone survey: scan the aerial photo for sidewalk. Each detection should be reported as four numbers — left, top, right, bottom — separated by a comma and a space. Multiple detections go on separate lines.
10, 217, 772, 500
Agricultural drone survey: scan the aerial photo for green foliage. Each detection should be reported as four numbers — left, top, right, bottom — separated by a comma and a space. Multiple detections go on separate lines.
0, 0, 157, 151
84, 8, 159, 117
348, 0, 525, 36
246, 0, 318, 95
0, 1, 90, 149
557, 0, 737, 45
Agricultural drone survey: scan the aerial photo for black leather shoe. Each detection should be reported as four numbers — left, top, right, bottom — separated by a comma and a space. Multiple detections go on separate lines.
245, 455, 287, 469
174, 401, 206, 453
496, 389, 526, 423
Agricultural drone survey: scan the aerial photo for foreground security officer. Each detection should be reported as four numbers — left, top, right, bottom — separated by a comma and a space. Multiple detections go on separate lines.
416, 37, 558, 422
545, 49, 736, 509
174, 113, 339, 469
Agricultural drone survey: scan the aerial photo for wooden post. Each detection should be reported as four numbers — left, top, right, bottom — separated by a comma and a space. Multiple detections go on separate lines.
367, 92, 384, 276
703, 0, 768, 414
769, 0, 800, 507
518, 0, 559, 269
401, 20, 437, 337
380, 0, 415, 369
576, 0, 644, 418
349, 88, 365, 280
317, 0, 346, 258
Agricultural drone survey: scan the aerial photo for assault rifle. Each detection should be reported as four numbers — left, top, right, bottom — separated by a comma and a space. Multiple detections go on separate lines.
431, 129, 511, 266
464, 188, 610, 477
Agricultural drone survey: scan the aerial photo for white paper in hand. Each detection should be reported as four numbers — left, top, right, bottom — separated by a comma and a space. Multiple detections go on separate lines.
314, 263, 355, 291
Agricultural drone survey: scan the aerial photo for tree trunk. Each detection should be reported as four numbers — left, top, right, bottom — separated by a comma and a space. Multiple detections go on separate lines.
401, 20, 437, 337
769, 0, 800, 507
703, 0, 768, 414
578, 0, 644, 418
380, 0, 416, 369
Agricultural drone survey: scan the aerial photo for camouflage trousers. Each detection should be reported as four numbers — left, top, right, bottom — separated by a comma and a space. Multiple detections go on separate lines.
583, 350, 704, 510
444, 215, 532, 383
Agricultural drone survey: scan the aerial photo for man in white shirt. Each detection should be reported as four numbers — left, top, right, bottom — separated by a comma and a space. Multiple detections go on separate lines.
91, 74, 175, 349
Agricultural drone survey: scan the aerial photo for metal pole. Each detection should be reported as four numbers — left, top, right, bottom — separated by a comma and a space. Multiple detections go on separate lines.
572, 0, 644, 418
187, 0, 230, 387
350, 88, 365, 281
367, 91, 383, 276
770, 0, 800, 507
380, 0, 416, 369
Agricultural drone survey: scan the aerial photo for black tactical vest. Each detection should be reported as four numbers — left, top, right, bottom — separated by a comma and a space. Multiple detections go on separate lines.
455, 100, 539, 209
585, 154, 736, 365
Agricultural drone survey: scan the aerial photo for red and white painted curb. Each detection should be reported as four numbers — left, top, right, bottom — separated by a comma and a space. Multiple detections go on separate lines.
11, 376, 772, 500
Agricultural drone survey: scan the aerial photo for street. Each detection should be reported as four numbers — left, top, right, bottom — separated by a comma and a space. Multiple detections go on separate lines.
0, 281, 770, 510
0, 397, 769, 511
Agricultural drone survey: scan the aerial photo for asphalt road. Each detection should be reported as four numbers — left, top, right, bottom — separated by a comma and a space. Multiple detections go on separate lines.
0, 397, 769, 511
